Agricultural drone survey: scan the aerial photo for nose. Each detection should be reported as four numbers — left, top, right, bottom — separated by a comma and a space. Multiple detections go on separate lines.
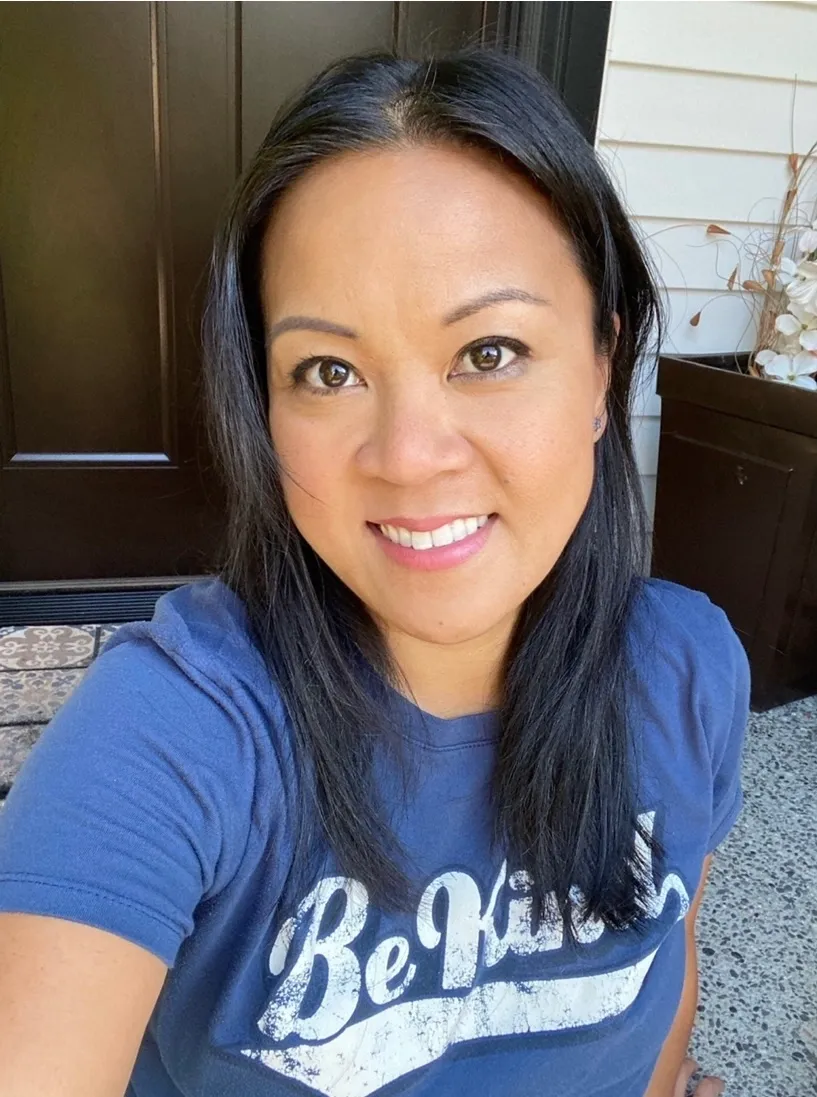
355, 381, 472, 487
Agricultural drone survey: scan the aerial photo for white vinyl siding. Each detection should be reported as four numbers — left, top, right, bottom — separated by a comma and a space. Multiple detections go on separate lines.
595, 0, 817, 524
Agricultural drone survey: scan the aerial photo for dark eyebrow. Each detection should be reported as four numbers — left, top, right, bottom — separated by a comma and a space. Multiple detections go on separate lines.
266, 316, 358, 348
442, 288, 550, 326
265, 288, 549, 349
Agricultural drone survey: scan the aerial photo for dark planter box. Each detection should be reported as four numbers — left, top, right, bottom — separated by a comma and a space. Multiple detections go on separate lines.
652, 352, 817, 711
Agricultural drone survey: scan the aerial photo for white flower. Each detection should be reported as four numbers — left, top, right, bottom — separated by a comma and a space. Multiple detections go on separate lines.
760, 350, 817, 389
775, 312, 803, 336
798, 220, 817, 254
800, 328, 817, 352
787, 301, 813, 326
778, 256, 800, 286
785, 260, 817, 314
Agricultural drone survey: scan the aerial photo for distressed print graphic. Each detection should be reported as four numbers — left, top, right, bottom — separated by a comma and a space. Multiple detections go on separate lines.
240, 812, 689, 1097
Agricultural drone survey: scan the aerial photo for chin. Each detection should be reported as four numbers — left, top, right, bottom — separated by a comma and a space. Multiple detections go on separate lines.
383, 602, 513, 648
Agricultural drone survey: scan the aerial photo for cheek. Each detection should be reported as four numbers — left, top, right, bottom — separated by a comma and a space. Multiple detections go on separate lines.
493, 395, 595, 535
268, 408, 352, 534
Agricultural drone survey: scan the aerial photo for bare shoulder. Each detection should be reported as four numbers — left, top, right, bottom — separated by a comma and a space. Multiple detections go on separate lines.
0, 911, 168, 1097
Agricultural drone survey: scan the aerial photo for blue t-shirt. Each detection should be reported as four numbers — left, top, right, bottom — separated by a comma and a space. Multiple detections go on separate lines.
0, 575, 750, 1097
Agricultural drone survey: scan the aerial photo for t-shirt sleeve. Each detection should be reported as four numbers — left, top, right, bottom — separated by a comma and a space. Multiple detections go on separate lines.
704, 608, 751, 852
0, 637, 251, 967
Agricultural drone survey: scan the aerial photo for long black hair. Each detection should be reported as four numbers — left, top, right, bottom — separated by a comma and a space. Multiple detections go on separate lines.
201, 46, 664, 942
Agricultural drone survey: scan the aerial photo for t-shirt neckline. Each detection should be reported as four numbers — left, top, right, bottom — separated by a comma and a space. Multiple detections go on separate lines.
383, 680, 499, 751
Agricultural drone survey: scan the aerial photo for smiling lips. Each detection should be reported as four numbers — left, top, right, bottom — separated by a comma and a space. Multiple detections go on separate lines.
368, 514, 496, 570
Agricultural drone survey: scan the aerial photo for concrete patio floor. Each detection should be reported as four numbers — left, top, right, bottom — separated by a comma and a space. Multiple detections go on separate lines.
1, 621, 815, 1096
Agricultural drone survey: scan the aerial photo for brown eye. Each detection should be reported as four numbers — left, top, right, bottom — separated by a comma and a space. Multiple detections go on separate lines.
451, 337, 530, 381
290, 356, 363, 394
468, 343, 504, 371
455, 339, 528, 377
318, 360, 352, 387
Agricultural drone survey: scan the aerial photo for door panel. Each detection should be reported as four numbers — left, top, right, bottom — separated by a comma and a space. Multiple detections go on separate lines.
0, 2, 236, 582
2, 4, 161, 455
242, 3, 394, 162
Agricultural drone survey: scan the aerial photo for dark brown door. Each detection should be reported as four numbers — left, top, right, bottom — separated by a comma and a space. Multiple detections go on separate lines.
0, 1, 609, 589
0, 2, 242, 582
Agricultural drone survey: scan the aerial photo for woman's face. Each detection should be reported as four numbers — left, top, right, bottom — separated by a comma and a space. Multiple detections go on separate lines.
262, 143, 609, 647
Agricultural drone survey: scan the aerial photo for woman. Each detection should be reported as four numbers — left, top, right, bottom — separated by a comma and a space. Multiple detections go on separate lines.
0, 48, 748, 1097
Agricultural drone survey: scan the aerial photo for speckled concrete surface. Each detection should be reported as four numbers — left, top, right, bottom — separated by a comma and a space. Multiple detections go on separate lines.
688, 694, 817, 1097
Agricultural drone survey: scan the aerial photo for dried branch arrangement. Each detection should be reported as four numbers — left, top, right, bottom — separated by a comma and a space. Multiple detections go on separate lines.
689, 140, 817, 390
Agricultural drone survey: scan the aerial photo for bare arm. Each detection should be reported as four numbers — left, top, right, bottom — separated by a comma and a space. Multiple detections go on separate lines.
0, 912, 168, 1097
643, 854, 722, 1097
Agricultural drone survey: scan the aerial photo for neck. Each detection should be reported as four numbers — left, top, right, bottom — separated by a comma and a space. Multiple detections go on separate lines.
383, 615, 515, 719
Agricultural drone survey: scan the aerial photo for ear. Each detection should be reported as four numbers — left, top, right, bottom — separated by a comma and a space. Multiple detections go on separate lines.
606, 311, 620, 366
594, 312, 619, 432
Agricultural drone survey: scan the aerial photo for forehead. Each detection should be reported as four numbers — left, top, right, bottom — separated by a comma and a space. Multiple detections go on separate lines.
260, 144, 585, 317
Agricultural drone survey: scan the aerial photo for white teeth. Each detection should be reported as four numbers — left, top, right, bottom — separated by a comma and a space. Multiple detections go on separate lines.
378, 515, 490, 550
411, 530, 434, 550
431, 525, 454, 547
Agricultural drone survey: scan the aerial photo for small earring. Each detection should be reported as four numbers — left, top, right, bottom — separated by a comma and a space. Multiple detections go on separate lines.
593, 416, 602, 432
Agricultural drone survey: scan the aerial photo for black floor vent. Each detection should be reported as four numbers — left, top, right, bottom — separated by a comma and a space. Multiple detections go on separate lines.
0, 584, 191, 627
